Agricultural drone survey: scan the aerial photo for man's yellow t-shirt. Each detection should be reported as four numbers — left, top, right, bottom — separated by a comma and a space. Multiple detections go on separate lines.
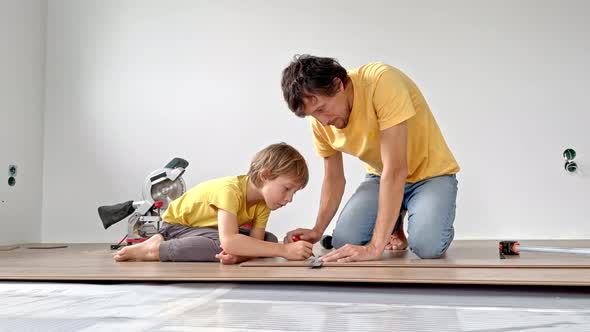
162, 175, 270, 229
310, 62, 460, 183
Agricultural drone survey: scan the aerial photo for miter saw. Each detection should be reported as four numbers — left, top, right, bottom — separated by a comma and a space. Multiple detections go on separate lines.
98, 158, 189, 249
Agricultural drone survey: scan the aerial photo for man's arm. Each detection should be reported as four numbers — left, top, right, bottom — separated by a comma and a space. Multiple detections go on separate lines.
315, 152, 347, 235
284, 152, 346, 243
368, 121, 408, 250
320, 122, 408, 262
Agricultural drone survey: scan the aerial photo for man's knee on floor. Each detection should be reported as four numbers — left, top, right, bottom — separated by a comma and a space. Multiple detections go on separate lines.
408, 237, 450, 259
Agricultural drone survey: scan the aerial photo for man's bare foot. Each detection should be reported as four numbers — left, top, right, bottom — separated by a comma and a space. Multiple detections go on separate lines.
384, 225, 408, 251
114, 234, 164, 261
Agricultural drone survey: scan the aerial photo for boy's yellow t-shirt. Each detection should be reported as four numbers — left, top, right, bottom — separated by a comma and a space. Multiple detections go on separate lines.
162, 175, 270, 229
310, 62, 460, 183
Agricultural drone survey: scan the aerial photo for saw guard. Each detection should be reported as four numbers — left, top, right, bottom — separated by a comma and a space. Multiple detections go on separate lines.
143, 169, 186, 212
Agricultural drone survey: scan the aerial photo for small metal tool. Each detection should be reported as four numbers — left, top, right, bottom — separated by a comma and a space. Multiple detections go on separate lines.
308, 256, 323, 269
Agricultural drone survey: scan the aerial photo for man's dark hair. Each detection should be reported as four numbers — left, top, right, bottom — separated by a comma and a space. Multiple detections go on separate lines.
281, 55, 348, 117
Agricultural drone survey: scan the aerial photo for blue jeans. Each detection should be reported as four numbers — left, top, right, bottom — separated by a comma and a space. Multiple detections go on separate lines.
331, 174, 458, 259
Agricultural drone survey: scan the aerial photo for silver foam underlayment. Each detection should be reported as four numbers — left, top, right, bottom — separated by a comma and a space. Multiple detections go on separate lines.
1, 282, 589, 331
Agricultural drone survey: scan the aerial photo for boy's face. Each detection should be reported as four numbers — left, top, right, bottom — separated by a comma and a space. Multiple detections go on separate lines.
260, 175, 302, 210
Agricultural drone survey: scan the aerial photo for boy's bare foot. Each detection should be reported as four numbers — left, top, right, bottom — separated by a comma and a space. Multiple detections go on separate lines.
114, 234, 164, 261
385, 224, 408, 251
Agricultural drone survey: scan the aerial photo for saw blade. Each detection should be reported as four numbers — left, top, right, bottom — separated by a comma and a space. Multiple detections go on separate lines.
150, 177, 185, 211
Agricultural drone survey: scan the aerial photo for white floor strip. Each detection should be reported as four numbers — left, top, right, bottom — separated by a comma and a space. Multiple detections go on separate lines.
218, 298, 590, 314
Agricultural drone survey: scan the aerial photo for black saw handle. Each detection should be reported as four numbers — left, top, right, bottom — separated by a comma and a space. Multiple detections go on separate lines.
165, 157, 189, 169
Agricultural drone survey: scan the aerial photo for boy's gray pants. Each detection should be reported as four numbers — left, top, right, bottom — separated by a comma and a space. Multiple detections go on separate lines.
158, 221, 278, 262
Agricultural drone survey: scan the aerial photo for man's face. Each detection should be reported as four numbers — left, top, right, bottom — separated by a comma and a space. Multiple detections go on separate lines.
301, 81, 351, 129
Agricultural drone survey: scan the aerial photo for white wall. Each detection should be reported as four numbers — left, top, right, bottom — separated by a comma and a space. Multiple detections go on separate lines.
42, 0, 590, 243
0, 0, 47, 244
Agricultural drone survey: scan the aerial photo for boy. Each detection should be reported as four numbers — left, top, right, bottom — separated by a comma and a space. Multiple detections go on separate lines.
114, 142, 313, 264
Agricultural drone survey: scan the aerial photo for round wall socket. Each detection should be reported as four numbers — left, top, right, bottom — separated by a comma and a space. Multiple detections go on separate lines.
563, 148, 576, 161
565, 161, 578, 173
8, 165, 17, 177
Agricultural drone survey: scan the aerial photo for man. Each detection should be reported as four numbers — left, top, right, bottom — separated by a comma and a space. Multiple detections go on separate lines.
281, 55, 460, 262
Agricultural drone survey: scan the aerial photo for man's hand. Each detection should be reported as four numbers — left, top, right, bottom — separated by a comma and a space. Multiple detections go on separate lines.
215, 250, 240, 265
283, 228, 322, 244
320, 243, 383, 262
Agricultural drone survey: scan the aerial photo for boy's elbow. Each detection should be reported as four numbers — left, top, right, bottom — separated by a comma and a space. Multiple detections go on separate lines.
220, 235, 238, 253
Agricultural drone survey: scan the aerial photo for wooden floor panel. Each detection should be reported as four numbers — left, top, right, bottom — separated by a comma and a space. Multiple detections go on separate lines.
242, 240, 590, 268
1, 241, 589, 285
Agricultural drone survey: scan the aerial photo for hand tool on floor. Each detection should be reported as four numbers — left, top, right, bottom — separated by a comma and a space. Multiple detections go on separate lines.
98, 158, 189, 249
293, 236, 323, 268
499, 240, 590, 259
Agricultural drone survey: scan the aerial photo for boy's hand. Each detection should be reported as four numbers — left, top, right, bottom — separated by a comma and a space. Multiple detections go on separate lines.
215, 250, 240, 265
283, 241, 314, 260
284, 228, 322, 244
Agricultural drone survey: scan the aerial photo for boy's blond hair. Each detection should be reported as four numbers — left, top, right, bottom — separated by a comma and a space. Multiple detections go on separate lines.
248, 142, 309, 188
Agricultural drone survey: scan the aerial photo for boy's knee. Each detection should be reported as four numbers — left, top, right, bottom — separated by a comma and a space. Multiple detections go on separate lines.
264, 232, 278, 243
